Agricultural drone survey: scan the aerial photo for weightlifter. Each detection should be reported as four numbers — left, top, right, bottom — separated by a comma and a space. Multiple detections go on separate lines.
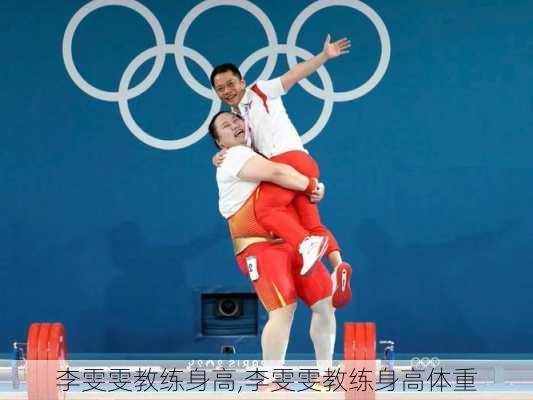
210, 111, 336, 372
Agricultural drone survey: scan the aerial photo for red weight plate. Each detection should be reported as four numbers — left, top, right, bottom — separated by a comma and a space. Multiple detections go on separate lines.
355, 323, 367, 399
27, 324, 41, 360
355, 323, 366, 361
47, 323, 67, 400
352, 323, 378, 400
48, 323, 66, 360
37, 323, 51, 360
27, 323, 41, 400
364, 323, 377, 361
37, 323, 51, 400
344, 323, 356, 361
344, 323, 357, 400
363, 323, 377, 400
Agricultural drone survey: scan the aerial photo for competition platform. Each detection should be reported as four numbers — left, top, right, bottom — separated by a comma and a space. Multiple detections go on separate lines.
1, 323, 533, 399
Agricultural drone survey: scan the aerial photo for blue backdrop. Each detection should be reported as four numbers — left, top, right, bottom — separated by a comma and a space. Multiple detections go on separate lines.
1, 0, 532, 355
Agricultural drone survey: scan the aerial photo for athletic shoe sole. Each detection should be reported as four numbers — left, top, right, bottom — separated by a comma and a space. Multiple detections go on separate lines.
332, 262, 352, 308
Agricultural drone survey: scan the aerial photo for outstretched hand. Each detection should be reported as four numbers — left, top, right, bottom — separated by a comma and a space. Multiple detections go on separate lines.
323, 34, 351, 59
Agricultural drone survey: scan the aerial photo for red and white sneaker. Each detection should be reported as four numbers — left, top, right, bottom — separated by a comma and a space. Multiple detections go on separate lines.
331, 262, 352, 308
298, 235, 329, 275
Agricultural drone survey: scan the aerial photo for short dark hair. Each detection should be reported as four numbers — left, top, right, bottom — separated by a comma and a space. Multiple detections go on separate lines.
208, 111, 243, 149
210, 63, 242, 87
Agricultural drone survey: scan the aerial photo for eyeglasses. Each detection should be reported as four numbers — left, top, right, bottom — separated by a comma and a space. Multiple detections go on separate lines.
214, 78, 240, 94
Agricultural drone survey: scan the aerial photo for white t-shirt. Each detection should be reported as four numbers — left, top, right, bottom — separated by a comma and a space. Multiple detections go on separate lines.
235, 78, 306, 158
216, 145, 259, 218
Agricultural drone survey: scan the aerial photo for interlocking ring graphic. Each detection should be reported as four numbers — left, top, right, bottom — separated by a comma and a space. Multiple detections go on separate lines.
411, 357, 441, 370
63, 0, 391, 150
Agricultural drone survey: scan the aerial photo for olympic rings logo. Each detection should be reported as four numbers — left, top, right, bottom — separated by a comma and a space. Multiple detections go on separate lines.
62, 0, 391, 150
410, 357, 441, 370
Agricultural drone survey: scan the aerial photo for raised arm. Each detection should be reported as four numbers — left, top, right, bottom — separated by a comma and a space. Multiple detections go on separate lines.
280, 34, 351, 92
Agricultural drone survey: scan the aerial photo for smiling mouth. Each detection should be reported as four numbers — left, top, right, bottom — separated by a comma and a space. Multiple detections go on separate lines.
234, 129, 244, 138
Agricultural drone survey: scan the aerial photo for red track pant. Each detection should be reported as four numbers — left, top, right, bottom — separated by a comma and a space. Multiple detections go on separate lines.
254, 151, 340, 256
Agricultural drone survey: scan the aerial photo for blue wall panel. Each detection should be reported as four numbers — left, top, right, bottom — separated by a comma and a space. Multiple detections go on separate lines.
1, 0, 532, 355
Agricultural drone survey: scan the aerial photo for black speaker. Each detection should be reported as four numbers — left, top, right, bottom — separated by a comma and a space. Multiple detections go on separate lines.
216, 297, 242, 319
201, 293, 258, 336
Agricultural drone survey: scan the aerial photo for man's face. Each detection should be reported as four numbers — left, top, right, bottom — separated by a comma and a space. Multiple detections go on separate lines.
212, 71, 246, 108
214, 113, 246, 149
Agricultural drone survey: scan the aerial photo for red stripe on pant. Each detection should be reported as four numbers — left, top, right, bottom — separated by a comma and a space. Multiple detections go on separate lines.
254, 150, 340, 256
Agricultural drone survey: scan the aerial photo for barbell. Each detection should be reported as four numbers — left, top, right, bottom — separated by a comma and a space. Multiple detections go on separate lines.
2, 322, 383, 400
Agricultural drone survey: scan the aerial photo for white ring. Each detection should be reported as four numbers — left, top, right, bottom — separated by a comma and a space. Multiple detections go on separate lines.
174, 0, 279, 100
63, 0, 391, 150
62, 0, 166, 102
118, 44, 221, 150
286, 0, 391, 102
240, 44, 334, 144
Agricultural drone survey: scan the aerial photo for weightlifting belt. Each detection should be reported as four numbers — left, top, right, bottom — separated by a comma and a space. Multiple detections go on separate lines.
233, 236, 283, 255
228, 187, 280, 255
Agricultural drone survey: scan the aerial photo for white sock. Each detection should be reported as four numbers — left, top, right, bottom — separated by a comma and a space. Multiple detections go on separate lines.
310, 297, 336, 370
261, 303, 297, 366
